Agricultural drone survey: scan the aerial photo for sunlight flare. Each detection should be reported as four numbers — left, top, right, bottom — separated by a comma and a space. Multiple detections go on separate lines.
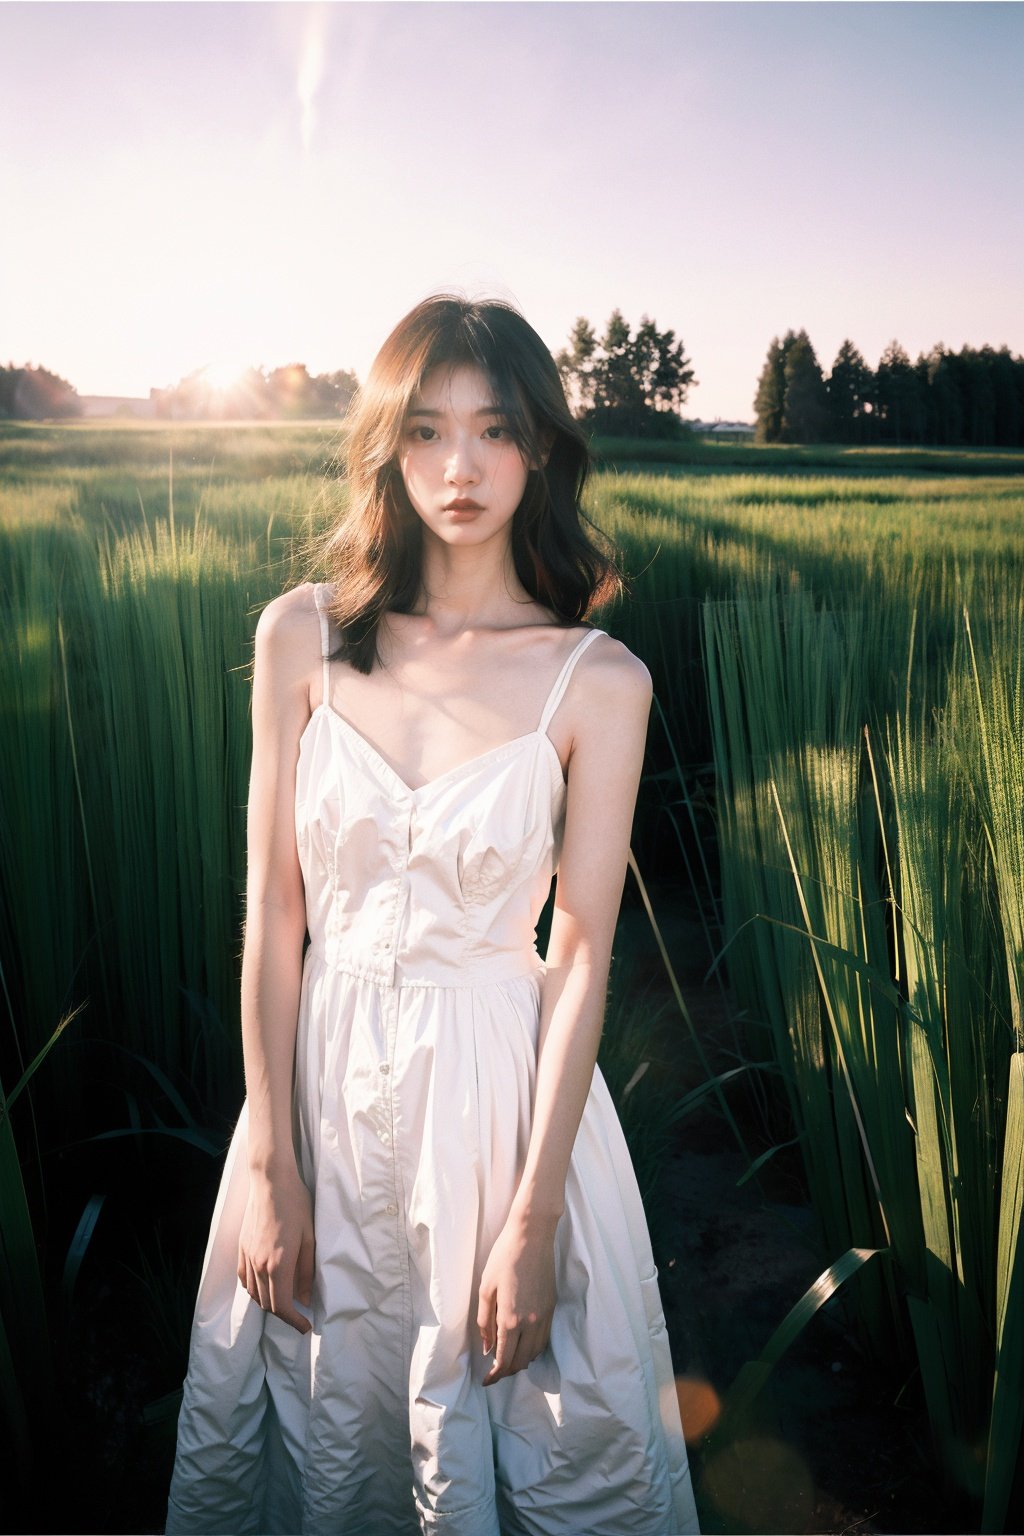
201, 361, 249, 394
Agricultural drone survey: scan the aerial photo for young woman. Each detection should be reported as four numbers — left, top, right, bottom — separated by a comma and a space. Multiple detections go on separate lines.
164, 295, 699, 1536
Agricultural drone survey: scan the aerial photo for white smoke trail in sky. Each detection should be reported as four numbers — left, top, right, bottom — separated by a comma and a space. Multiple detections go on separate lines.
298, 5, 327, 153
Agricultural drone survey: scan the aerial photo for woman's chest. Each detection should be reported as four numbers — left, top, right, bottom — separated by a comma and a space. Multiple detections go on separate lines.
294, 710, 566, 908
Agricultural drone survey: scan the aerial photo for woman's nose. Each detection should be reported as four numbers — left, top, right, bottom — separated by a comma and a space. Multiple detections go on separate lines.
444, 436, 480, 485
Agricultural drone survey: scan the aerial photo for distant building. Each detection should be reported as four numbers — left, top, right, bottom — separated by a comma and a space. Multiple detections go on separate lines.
79, 393, 157, 420
689, 418, 756, 442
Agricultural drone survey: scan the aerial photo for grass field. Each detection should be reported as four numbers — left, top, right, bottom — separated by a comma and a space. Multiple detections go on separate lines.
3, 419, 1024, 1530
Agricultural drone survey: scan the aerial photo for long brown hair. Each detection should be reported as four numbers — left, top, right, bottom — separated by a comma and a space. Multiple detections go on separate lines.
300, 293, 628, 674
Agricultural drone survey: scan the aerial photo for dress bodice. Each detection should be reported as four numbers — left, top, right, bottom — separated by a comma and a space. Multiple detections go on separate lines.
294, 583, 606, 989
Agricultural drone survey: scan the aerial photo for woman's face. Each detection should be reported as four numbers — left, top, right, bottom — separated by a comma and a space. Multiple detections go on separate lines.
398, 363, 533, 545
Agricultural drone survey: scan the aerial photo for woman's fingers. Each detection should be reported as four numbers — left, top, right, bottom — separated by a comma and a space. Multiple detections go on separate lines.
507, 1330, 538, 1377
239, 1249, 313, 1335
237, 1241, 314, 1339
244, 1256, 259, 1303
476, 1280, 497, 1355
237, 1175, 315, 1322
482, 1318, 551, 1385
296, 1229, 315, 1308
252, 1260, 272, 1314
482, 1321, 521, 1385
268, 1269, 312, 1335
477, 1219, 557, 1385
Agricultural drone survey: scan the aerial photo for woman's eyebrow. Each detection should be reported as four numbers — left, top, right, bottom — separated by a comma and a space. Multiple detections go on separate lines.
405, 405, 507, 418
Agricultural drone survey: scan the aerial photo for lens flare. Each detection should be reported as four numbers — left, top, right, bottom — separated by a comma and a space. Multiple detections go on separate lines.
201, 361, 247, 394
675, 1374, 721, 1442
702, 1436, 815, 1531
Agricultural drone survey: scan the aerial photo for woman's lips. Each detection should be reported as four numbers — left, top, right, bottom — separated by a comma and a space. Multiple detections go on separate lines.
444, 499, 484, 512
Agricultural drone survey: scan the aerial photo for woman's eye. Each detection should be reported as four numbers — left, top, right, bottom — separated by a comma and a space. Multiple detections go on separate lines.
483, 424, 510, 441
408, 425, 437, 442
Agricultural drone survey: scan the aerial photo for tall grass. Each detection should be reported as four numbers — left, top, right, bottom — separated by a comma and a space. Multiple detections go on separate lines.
960, 598, 1024, 1529
703, 578, 1024, 1527
1, 514, 278, 1134
703, 594, 911, 1357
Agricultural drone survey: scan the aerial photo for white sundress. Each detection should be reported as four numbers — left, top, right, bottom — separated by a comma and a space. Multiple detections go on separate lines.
165, 582, 699, 1536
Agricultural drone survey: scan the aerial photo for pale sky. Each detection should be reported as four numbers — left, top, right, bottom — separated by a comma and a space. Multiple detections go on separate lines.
2, 1, 1022, 422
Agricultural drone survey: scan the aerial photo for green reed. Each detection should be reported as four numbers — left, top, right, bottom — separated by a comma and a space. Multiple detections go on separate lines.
702, 575, 1024, 1527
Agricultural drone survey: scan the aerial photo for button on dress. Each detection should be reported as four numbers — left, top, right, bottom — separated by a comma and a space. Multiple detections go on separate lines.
165, 582, 699, 1536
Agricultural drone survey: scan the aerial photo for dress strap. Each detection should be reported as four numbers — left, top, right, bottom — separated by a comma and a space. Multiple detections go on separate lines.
538, 628, 605, 734
313, 582, 332, 709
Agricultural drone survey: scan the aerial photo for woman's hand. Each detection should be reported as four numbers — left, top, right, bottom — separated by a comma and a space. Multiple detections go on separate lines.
476, 1210, 558, 1386
237, 1164, 315, 1335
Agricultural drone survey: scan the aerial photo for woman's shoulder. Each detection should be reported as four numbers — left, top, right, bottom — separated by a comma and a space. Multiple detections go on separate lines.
554, 626, 652, 775
254, 582, 322, 672
257, 581, 320, 629
574, 623, 652, 691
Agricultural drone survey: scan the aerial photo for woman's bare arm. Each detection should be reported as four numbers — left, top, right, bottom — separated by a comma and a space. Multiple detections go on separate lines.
236, 584, 317, 1333
477, 638, 653, 1382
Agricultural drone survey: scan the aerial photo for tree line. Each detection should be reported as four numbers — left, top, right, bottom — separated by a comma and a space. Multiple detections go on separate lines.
153, 363, 358, 421
2, 318, 697, 435
0, 361, 359, 421
7, 324, 1024, 448
0, 363, 81, 419
754, 331, 1024, 448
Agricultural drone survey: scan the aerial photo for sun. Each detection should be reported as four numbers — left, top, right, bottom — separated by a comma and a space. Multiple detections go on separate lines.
201, 360, 248, 393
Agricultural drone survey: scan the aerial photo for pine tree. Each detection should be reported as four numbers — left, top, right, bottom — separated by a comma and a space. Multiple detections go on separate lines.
875, 341, 925, 446
647, 321, 697, 415
753, 334, 789, 444
826, 340, 873, 444
555, 318, 597, 416
594, 310, 639, 426
559, 312, 694, 437
781, 331, 828, 443
991, 345, 1022, 446
963, 345, 997, 447
922, 345, 963, 445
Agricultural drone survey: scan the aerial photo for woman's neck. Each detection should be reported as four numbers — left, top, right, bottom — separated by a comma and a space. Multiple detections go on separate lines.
409, 540, 535, 633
